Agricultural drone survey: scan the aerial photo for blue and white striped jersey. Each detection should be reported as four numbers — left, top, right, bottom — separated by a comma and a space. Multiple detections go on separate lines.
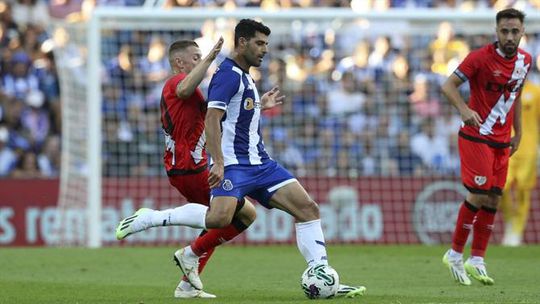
207, 58, 269, 166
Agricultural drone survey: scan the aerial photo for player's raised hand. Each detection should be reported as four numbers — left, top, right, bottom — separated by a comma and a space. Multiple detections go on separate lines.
261, 86, 285, 110
207, 37, 224, 61
208, 163, 224, 189
460, 107, 482, 127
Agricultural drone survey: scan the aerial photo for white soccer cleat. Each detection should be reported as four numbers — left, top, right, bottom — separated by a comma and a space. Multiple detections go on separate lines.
442, 250, 471, 286
174, 248, 203, 290
502, 232, 522, 247
464, 258, 494, 285
174, 284, 216, 298
335, 284, 366, 298
115, 208, 153, 240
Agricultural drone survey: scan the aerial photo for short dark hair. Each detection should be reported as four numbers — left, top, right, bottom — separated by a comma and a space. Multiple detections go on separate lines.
234, 19, 271, 47
168, 40, 198, 60
496, 8, 525, 24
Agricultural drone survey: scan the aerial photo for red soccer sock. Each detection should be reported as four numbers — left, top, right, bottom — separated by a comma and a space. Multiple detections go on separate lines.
451, 201, 479, 253
191, 218, 248, 256
471, 206, 497, 257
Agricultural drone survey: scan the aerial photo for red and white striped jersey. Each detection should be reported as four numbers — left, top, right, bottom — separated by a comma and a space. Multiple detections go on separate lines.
160, 73, 207, 175
455, 43, 532, 144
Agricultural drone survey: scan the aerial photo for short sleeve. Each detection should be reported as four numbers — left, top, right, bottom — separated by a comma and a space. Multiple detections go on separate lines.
207, 69, 240, 110
168, 73, 187, 90
454, 50, 480, 82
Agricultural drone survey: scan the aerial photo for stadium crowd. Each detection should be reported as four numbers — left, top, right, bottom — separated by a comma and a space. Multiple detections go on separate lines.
0, 0, 539, 178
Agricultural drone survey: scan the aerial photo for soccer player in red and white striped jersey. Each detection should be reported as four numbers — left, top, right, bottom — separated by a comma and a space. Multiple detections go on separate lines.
441, 8, 532, 286
116, 38, 258, 298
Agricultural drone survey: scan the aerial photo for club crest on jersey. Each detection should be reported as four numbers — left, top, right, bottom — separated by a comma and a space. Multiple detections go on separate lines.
244, 98, 261, 111
474, 175, 487, 186
244, 97, 254, 110
222, 179, 234, 191
515, 68, 526, 78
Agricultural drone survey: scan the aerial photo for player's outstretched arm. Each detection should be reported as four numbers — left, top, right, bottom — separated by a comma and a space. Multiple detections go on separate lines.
261, 86, 285, 110
176, 37, 224, 99
510, 96, 522, 156
442, 73, 482, 127
205, 107, 226, 188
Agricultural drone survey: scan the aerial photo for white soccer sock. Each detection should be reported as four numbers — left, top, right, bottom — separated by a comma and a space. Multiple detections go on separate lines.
469, 256, 484, 264
448, 249, 463, 260
179, 279, 194, 291
149, 204, 207, 229
183, 245, 198, 258
295, 219, 328, 267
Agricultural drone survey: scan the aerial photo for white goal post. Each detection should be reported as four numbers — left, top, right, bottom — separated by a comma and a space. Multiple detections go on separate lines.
54, 7, 540, 248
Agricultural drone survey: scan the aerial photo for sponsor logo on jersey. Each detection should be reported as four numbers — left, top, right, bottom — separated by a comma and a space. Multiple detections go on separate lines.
474, 175, 487, 186
485, 81, 522, 93
222, 179, 234, 191
493, 70, 502, 77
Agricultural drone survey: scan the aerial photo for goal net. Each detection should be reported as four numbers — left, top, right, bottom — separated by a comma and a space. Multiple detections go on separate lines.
54, 7, 540, 247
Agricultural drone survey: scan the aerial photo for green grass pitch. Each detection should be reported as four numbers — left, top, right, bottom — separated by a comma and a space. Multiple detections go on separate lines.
1, 245, 539, 304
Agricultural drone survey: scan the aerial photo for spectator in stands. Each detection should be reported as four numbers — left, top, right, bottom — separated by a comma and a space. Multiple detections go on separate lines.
336, 128, 361, 177
269, 127, 306, 177
411, 118, 450, 174
20, 90, 49, 148
140, 36, 169, 109
0, 125, 16, 176
434, 101, 462, 140
336, 40, 376, 95
37, 134, 60, 177
296, 118, 321, 176
326, 71, 366, 116
2, 51, 39, 101
347, 96, 378, 136
34, 53, 61, 132
409, 73, 441, 119
12, 0, 50, 28
291, 77, 322, 119
316, 127, 338, 176
1, 96, 33, 152
368, 36, 396, 83
430, 21, 469, 76
382, 51, 411, 104
0, 2, 20, 33
11, 150, 42, 178
359, 132, 383, 176
389, 130, 423, 176
444, 132, 460, 175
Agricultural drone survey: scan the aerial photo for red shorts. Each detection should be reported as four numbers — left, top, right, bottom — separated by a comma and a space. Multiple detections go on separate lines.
168, 170, 210, 205
458, 136, 510, 195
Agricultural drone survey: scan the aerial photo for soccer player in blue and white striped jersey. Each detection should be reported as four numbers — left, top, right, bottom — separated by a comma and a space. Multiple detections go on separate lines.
201, 19, 366, 298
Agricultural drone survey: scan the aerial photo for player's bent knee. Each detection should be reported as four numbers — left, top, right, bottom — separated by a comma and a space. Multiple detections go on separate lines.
295, 199, 320, 222
239, 201, 257, 224
205, 212, 234, 228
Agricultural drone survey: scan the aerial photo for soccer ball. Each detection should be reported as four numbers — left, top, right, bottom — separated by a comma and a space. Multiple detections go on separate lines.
301, 264, 339, 299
